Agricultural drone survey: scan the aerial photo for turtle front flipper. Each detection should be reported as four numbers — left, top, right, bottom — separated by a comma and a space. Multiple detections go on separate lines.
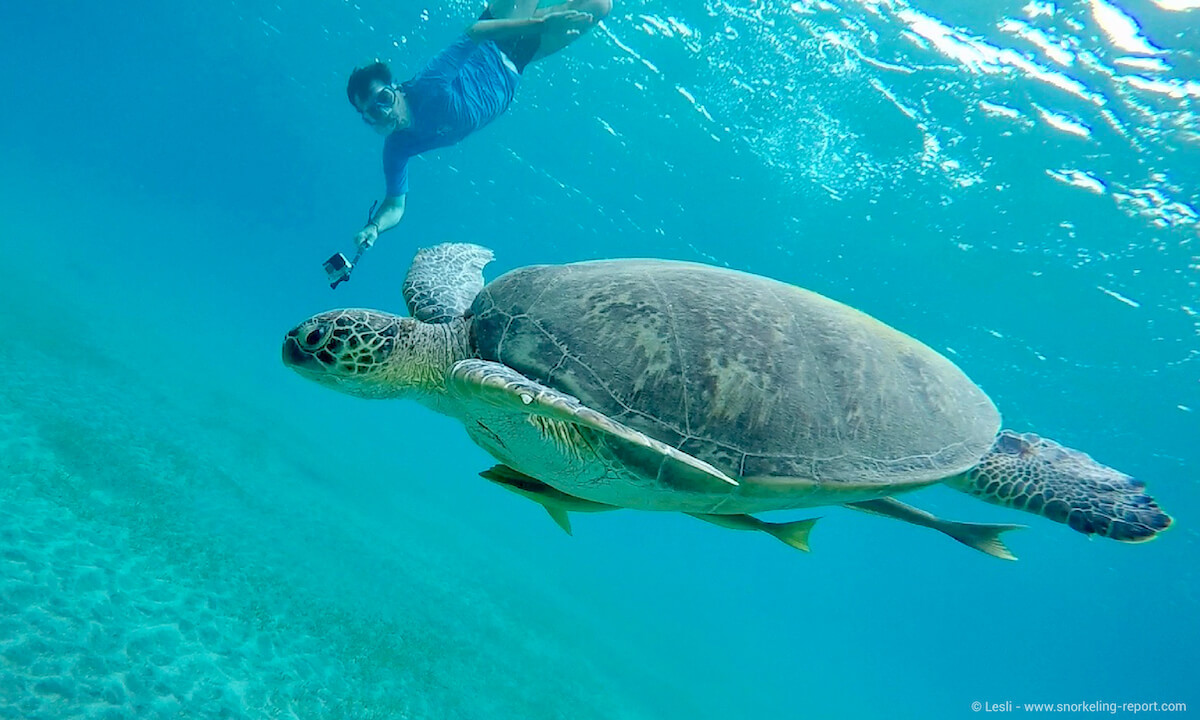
947, 431, 1173, 542
402, 243, 494, 323
449, 360, 739, 495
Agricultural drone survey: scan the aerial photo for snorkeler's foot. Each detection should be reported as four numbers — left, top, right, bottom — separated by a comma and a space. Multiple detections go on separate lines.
567, 0, 611, 21
530, 0, 609, 60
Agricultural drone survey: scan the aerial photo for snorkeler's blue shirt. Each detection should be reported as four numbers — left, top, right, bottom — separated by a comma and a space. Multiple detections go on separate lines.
383, 37, 519, 196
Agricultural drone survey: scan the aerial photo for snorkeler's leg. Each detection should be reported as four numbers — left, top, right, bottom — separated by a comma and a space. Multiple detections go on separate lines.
487, 0, 539, 20
529, 0, 611, 60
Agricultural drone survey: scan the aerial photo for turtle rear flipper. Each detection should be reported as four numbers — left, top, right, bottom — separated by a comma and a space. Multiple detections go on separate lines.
948, 431, 1173, 542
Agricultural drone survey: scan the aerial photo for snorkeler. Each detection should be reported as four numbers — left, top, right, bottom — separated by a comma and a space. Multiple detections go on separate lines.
346, 0, 611, 255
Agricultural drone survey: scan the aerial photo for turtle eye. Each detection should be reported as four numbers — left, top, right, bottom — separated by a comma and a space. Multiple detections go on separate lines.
302, 324, 327, 349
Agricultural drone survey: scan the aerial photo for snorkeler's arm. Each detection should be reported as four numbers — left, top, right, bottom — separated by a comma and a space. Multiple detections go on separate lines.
373, 194, 407, 232
354, 194, 406, 250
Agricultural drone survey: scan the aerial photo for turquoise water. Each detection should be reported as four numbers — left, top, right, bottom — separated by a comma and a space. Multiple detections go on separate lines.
1, 0, 1197, 717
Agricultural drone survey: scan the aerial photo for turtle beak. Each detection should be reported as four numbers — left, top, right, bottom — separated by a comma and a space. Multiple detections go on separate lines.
282, 321, 332, 373
282, 334, 313, 369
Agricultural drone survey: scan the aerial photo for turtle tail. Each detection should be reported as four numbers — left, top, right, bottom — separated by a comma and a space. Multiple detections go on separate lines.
947, 431, 1173, 543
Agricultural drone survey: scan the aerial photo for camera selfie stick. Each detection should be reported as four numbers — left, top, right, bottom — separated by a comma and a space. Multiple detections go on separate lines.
323, 200, 378, 289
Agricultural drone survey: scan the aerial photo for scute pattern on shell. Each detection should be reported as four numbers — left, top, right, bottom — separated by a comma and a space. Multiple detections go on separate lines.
468, 259, 1000, 488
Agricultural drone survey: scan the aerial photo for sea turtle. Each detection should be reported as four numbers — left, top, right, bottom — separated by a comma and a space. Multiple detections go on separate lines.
283, 243, 1173, 560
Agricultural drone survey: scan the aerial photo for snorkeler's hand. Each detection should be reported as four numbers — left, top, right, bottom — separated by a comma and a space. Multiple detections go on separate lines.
354, 223, 379, 251
539, 9, 593, 36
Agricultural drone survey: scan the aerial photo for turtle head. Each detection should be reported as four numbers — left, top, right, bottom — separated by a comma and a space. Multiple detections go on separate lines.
283, 308, 457, 399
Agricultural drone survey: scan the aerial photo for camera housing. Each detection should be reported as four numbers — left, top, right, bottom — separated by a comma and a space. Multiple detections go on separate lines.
323, 252, 353, 288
